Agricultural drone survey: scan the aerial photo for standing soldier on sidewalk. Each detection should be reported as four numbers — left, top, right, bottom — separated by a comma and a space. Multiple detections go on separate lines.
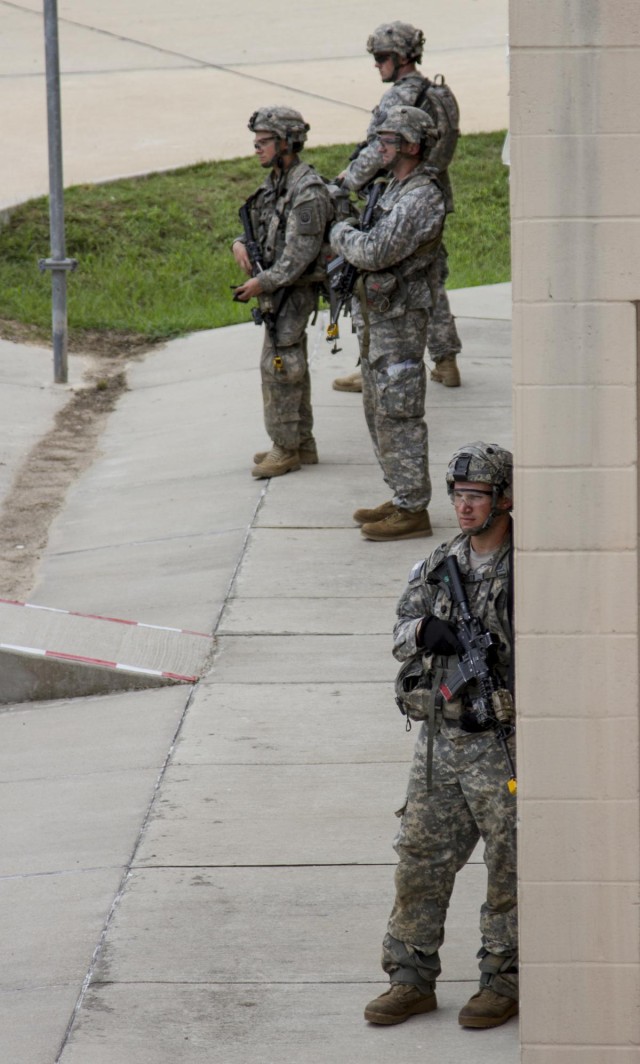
330, 105, 444, 542
365, 442, 518, 1031
333, 20, 462, 394
232, 107, 331, 479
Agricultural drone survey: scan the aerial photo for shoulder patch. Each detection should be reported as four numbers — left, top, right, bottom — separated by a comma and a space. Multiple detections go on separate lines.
408, 559, 426, 583
295, 200, 323, 234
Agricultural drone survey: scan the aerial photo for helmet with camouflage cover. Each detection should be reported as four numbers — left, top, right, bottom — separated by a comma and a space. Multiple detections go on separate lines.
248, 106, 310, 151
377, 105, 438, 149
446, 442, 513, 533
446, 442, 513, 498
366, 21, 425, 64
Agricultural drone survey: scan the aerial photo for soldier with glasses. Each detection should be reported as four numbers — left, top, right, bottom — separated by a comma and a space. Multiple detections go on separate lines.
364, 443, 518, 1030
232, 107, 331, 479
330, 105, 445, 542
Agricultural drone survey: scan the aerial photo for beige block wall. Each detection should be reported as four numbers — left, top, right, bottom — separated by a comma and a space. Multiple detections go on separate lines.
510, 1, 640, 1058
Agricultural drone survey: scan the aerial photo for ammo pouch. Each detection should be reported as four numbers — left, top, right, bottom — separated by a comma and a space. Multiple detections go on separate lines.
395, 653, 453, 794
395, 656, 430, 722
363, 270, 402, 314
395, 653, 445, 723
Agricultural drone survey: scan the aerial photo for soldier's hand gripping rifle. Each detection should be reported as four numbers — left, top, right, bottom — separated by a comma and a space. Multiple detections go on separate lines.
233, 200, 284, 366
439, 555, 517, 795
325, 178, 386, 353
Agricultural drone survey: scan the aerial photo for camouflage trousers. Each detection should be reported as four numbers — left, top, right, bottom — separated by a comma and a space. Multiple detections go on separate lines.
260, 287, 315, 452
382, 718, 518, 998
358, 308, 431, 512
426, 244, 462, 363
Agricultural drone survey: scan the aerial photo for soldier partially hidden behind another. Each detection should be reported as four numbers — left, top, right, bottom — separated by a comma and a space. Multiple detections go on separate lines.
232, 107, 331, 479
330, 105, 445, 542
333, 20, 462, 394
365, 443, 518, 1030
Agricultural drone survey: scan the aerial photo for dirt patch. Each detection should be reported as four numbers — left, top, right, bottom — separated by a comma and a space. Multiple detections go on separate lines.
0, 358, 129, 600
0, 319, 163, 360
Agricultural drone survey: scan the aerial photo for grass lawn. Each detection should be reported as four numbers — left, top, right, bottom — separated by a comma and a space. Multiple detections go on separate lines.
0, 132, 509, 351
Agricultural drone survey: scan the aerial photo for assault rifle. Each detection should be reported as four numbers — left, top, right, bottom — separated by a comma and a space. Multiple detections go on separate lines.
233, 199, 284, 363
440, 555, 517, 795
325, 178, 386, 353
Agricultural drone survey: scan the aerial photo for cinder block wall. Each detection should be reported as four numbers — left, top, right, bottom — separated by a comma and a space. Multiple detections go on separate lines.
510, 1, 640, 1058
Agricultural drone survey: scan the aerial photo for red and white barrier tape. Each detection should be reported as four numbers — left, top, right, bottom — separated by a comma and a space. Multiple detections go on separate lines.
0, 642, 197, 683
0, 597, 211, 638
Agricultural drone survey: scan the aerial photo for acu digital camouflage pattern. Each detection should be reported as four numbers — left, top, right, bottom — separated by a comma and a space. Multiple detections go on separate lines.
330, 163, 445, 511
342, 64, 461, 364
342, 72, 460, 210
243, 160, 331, 451
366, 21, 425, 64
381, 532, 518, 1000
393, 533, 512, 683
426, 247, 462, 360
248, 105, 309, 146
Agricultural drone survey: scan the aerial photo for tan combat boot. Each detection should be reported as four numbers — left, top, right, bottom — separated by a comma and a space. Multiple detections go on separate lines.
253, 441, 318, 465
364, 984, 437, 1025
431, 356, 461, 387
352, 499, 395, 526
361, 507, 433, 542
332, 370, 363, 393
458, 988, 519, 1028
251, 445, 301, 479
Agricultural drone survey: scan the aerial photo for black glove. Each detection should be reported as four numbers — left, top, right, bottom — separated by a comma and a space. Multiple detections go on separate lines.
417, 616, 463, 656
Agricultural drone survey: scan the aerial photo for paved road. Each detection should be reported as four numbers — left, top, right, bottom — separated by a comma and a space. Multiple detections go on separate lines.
0, 0, 508, 209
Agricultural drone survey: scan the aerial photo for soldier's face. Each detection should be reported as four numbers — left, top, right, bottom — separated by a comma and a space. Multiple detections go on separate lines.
374, 53, 396, 82
377, 132, 401, 169
253, 132, 282, 168
451, 480, 494, 534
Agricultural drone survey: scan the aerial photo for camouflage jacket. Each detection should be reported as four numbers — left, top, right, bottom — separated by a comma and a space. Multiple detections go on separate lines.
393, 531, 513, 721
329, 162, 445, 320
240, 160, 332, 295
342, 71, 459, 210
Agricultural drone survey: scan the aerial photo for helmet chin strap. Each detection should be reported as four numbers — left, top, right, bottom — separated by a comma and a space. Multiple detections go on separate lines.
462, 511, 499, 538
273, 135, 297, 174
388, 52, 416, 82
384, 54, 403, 82
460, 487, 506, 538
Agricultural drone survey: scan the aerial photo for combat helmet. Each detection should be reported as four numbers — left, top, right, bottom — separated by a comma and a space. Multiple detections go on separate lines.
378, 105, 438, 150
248, 106, 310, 151
366, 21, 425, 64
446, 442, 513, 532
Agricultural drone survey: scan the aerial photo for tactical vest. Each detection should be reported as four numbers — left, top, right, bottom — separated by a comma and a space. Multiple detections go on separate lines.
395, 534, 512, 724
252, 162, 330, 281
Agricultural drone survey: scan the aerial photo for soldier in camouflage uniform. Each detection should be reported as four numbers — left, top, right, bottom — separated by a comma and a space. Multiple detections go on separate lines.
333, 20, 462, 394
232, 107, 332, 479
365, 442, 518, 1030
330, 106, 444, 542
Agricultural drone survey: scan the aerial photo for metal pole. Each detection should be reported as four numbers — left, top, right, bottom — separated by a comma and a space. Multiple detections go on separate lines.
40, 0, 76, 384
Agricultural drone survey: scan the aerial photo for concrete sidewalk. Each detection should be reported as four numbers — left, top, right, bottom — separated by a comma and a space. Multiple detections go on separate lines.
0, 285, 516, 1063
0, 3, 513, 1059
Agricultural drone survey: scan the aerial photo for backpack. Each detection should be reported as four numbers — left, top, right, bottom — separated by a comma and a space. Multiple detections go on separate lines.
414, 74, 460, 172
